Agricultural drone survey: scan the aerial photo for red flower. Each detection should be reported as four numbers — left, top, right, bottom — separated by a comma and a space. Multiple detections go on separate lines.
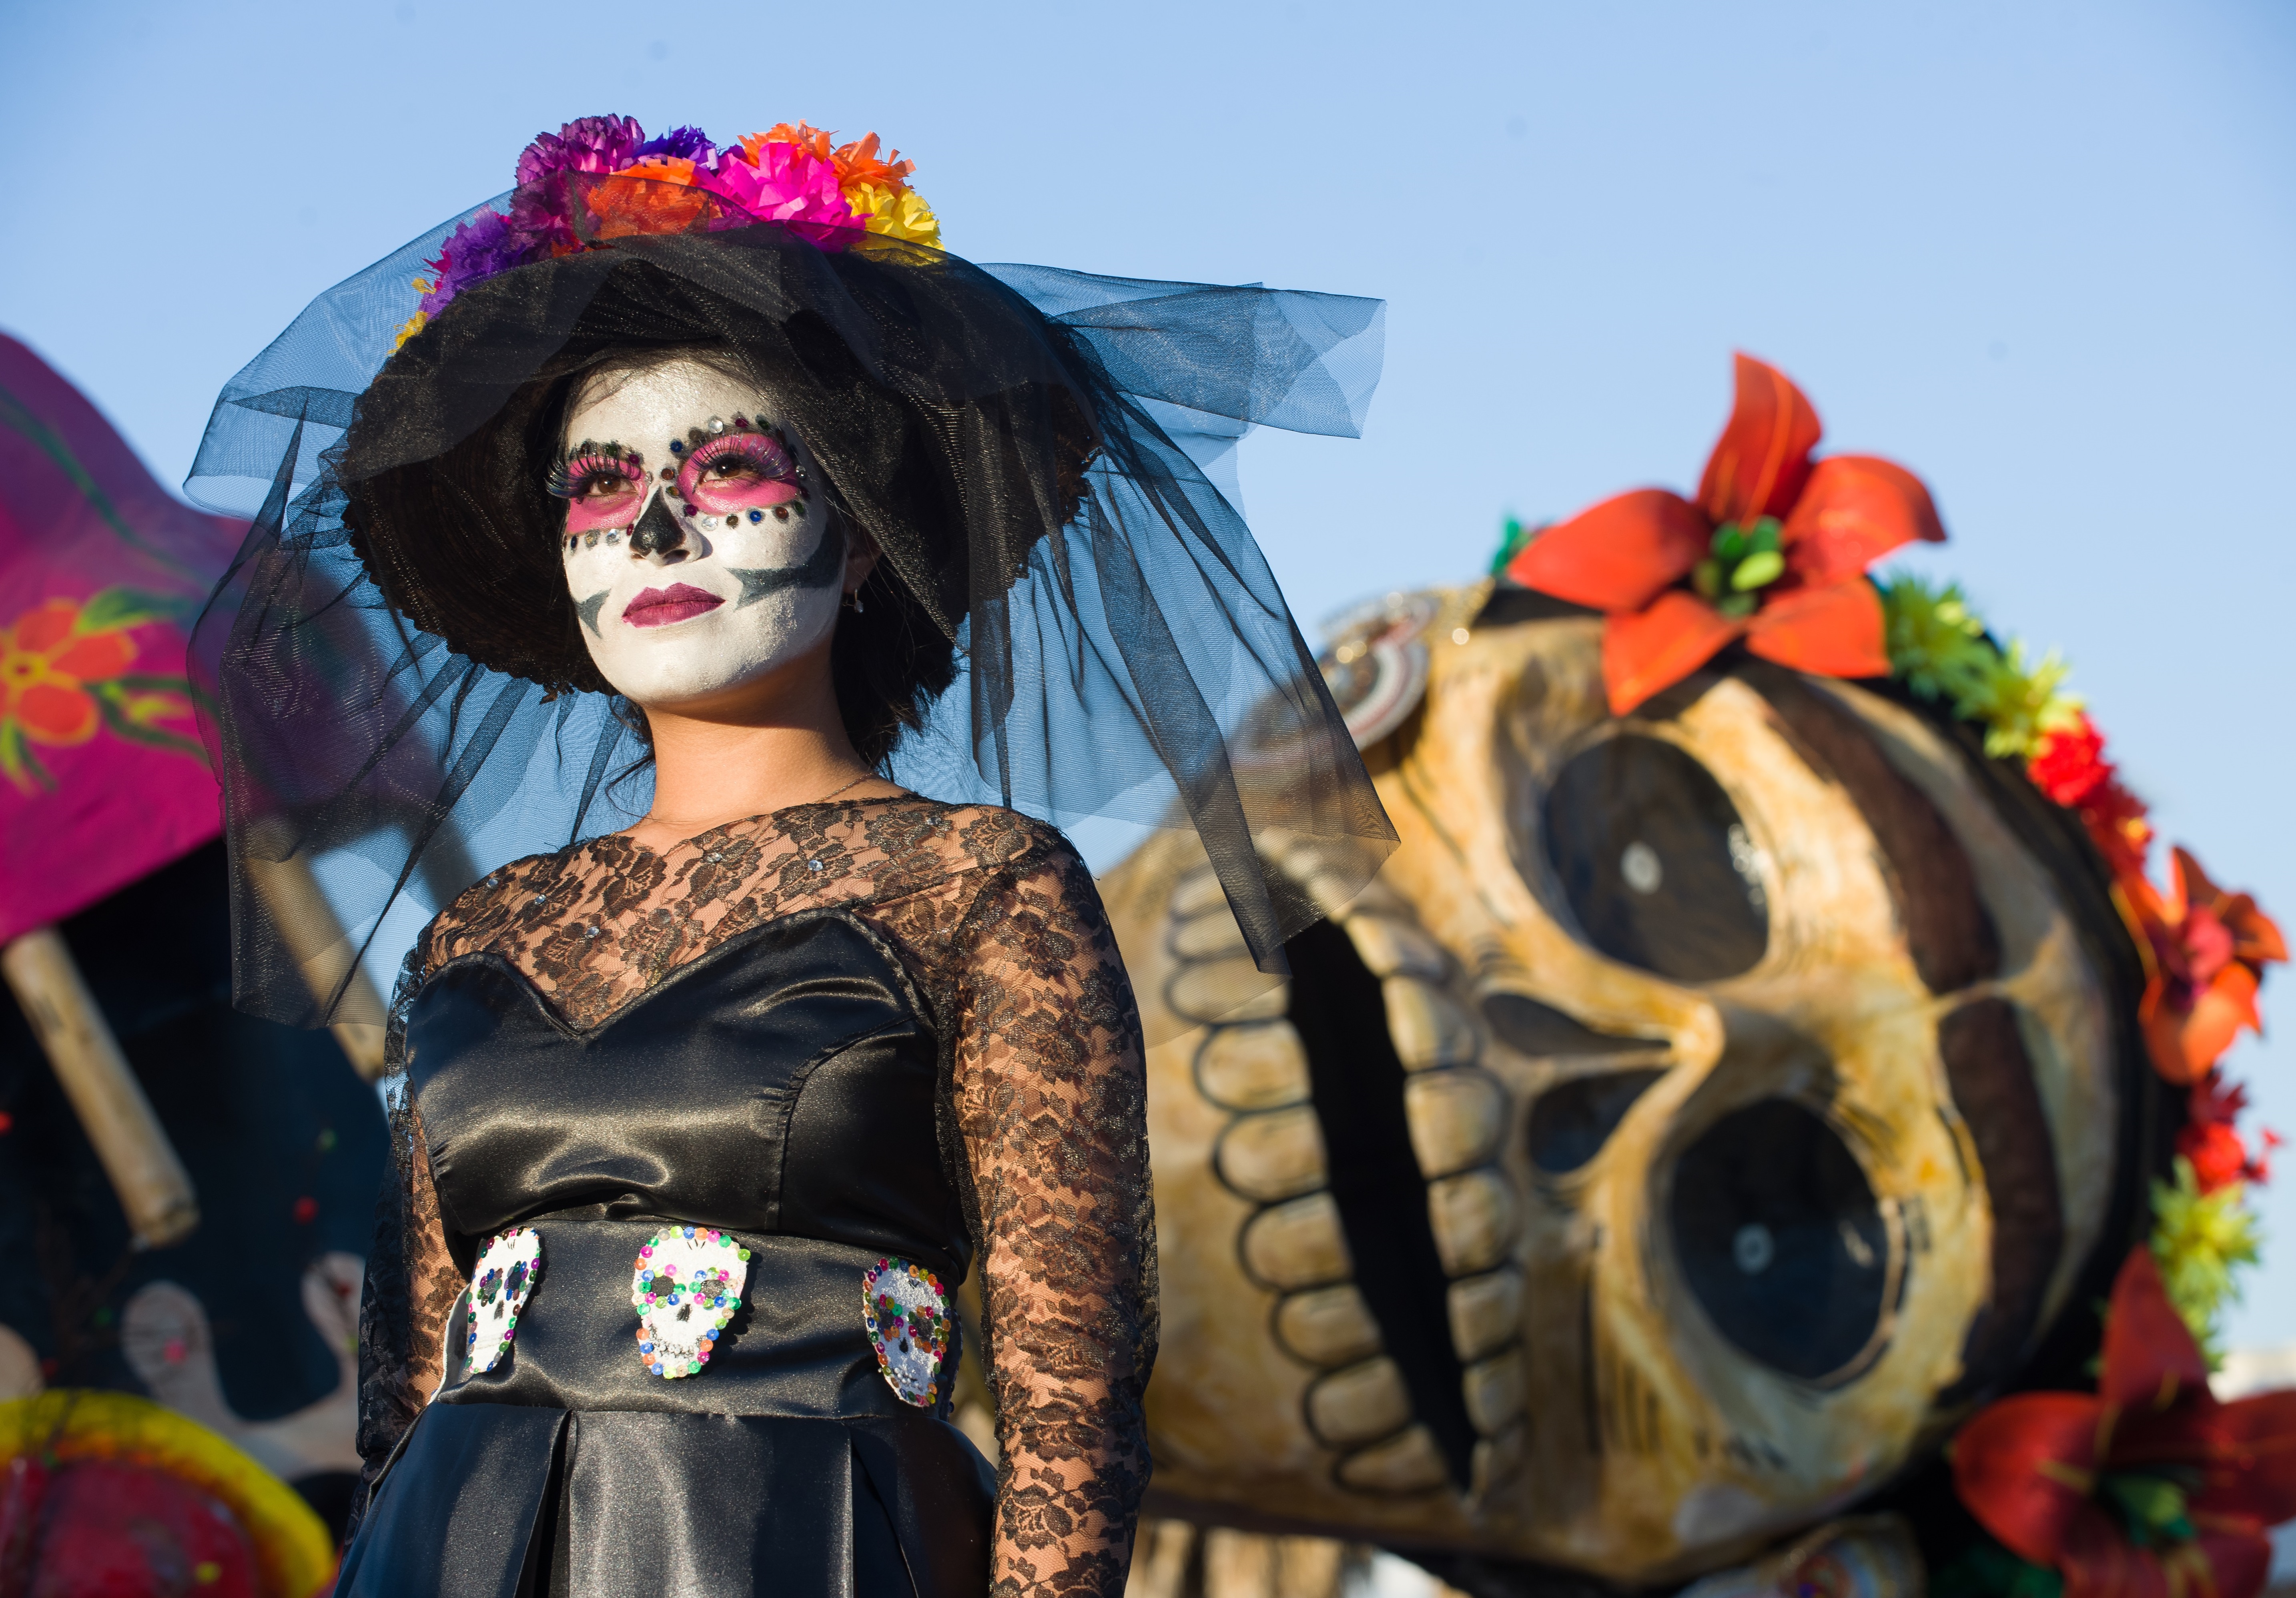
1507, 354, 1945, 714
2177, 1071, 2279, 1193
1954, 1247, 2296, 1598
2127, 850, 2289, 1086
2028, 715, 2157, 886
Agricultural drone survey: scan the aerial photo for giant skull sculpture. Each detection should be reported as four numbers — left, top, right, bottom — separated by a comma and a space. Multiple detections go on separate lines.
1101, 583, 2152, 1587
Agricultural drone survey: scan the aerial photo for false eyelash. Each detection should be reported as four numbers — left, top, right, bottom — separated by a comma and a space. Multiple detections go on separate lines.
681, 429, 797, 486
545, 449, 646, 499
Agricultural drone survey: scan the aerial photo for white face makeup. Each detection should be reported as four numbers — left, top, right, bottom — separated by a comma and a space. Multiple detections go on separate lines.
552, 359, 848, 710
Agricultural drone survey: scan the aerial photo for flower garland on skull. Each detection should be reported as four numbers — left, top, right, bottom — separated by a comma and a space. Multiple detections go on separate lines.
1503, 354, 2289, 1596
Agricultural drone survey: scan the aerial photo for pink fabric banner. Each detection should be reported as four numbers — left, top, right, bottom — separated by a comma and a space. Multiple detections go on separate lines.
0, 334, 248, 944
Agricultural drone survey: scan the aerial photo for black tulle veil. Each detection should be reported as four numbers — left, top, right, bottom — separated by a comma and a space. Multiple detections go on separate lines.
188, 184, 1393, 1031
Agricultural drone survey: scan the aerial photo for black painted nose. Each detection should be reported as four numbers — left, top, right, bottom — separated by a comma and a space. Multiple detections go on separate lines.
630, 494, 687, 558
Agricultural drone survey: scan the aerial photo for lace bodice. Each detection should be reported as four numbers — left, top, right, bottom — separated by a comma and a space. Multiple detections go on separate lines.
355, 796, 1155, 1598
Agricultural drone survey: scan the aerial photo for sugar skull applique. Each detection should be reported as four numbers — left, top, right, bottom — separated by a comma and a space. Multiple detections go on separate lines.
862, 1257, 952, 1408
466, 1227, 542, 1375
631, 1226, 749, 1379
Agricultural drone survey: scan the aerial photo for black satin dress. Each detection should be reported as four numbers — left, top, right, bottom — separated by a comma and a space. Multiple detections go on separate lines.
335, 909, 995, 1598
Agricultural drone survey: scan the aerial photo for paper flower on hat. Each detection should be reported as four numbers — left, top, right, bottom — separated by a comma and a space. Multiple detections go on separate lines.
394, 115, 942, 350
1952, 1247, 2296, 1598
1507, 353, 1945, 715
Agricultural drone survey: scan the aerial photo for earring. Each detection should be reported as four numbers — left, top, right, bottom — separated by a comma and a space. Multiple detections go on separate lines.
846, 590, 866, 614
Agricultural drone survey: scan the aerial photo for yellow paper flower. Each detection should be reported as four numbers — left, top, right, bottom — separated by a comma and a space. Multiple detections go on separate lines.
848, 182, 941, 249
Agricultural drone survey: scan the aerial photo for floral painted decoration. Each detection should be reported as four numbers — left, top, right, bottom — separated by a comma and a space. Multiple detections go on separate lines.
861, 1257, 952, 1408
0, 588, 204, 793
1951, 1247, 2296, 1598
393, 116, 941, 351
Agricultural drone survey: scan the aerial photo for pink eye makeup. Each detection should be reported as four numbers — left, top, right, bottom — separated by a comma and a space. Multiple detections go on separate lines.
547, 445, 648, 534
676, 430, 802, 515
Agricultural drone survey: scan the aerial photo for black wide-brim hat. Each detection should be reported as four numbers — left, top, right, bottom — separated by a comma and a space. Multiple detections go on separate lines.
186, 136, 1394, 1029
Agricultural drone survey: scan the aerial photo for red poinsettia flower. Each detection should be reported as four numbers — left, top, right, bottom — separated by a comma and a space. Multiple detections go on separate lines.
2178, 1071, 2278, 1193
1508, 353, 1945, 714
2126, 849, 2289, 1086
1955, 1247, 2296, 1598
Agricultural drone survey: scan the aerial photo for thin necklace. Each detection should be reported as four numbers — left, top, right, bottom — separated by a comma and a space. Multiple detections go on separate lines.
643, 771, 876, 834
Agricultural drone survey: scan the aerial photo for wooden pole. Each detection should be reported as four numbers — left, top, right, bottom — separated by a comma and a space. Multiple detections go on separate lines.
242, 848, 390, 1082
2, 927, 199, 1248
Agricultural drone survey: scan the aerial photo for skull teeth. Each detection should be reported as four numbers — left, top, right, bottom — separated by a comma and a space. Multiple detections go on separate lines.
1163, 858, 1531, 1497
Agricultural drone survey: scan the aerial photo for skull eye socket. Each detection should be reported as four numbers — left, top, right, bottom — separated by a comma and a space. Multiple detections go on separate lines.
1669, 1099, 1893, 1381
1541, 734, 1767, 982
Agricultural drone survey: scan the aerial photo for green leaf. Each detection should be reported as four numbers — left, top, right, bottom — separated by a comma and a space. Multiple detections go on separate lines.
1489, 516, 1535, 575
90, 686, 207, 764
2150, 1157, 2261, 1365
0, 719, 54, 794
74, 587, 196, 636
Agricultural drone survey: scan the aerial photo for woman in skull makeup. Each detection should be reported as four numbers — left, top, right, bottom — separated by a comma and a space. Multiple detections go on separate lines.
187, 118, 1392, 1598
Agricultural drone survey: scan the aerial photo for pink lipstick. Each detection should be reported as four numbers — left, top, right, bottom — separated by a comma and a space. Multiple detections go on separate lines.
622, 583, 724, 628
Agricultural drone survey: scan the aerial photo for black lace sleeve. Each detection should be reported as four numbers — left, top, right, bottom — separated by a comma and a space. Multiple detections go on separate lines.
951, 836, 1158, 1598
346, 947, 464, 1542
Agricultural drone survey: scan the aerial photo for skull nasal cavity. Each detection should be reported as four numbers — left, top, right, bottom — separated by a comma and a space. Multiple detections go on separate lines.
1527, 1068, 1667, 1174
1543, 735, 1767, 982
1669, 1099, 1893, 1382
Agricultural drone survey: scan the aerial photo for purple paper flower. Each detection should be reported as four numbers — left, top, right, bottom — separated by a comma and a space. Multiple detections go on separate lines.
633, 125, 715, 164
418, 207, 539, 317
515, 114, 647, 190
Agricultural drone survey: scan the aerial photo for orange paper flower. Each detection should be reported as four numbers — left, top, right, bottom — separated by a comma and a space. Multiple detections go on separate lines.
1954, 1248, 2296, 1598
2128, 849, 2289, 1085
1508, 354, 1945, 714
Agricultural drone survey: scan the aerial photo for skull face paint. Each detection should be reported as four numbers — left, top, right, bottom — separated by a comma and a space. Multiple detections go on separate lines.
553, 359, 845, 708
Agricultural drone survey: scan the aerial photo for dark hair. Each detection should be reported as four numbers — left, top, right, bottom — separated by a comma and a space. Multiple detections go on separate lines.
341, 254, 1097, 769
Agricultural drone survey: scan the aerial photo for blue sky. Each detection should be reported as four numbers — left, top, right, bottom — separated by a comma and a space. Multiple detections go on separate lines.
5, 0, 2292, 1347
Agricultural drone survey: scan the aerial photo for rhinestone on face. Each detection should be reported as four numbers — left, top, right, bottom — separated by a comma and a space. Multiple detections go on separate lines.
748, 509, 764, 524
808, 859, 824, 872
706, 416, 725, 434
669, 440, 684, 454
585, 925, 601, 939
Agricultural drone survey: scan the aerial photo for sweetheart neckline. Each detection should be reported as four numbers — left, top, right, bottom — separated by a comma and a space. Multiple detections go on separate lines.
414, 905, 915, 1041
